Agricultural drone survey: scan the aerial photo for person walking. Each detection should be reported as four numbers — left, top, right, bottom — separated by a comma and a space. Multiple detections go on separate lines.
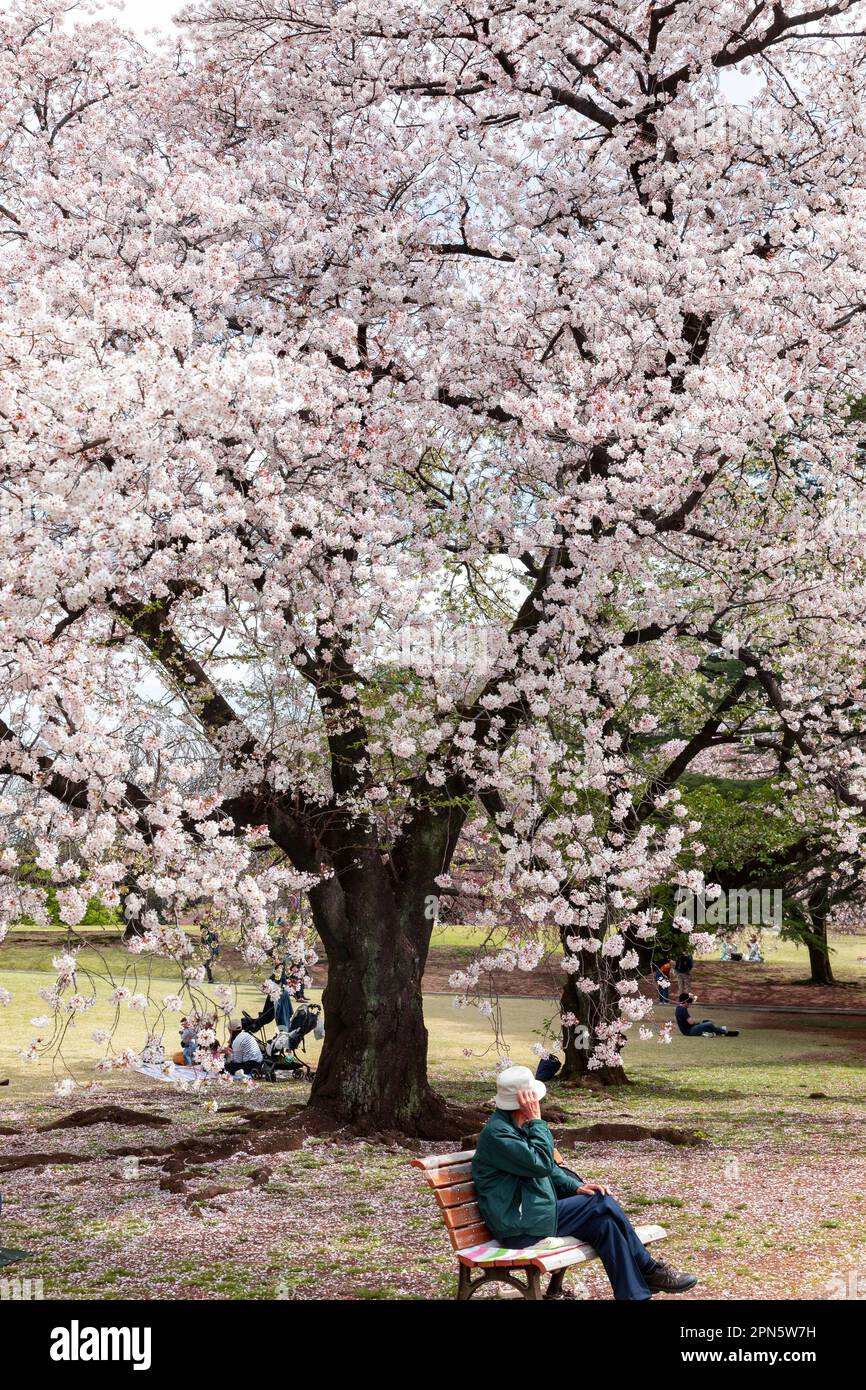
180, 1017, 196, 1067
655, 961, 673, 1003
675, 948, 694, 992
201, 924, 220, 983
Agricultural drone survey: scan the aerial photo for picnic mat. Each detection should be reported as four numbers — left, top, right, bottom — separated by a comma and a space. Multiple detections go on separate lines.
135, 1063, 289, 1084
136, 1062, 199, 1084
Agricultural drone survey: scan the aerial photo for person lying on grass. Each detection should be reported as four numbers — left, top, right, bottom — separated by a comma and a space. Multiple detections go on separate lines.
472, 1065, 697, 1301
675, 992, 740, 1038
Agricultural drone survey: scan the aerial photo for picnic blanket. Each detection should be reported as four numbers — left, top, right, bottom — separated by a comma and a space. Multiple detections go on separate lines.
136, 1062, 199, 1084
135, 1062, 292, 1084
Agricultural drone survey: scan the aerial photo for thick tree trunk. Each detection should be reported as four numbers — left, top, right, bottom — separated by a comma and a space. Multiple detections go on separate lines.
806, 902, 834, 985
308, 917, 440, 1132
301, 815, 464, 1135
558, 953, 629, 1087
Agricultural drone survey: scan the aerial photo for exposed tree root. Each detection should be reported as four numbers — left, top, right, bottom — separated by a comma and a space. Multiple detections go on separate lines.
558, 1069, 633, 1090
0, 1152, 91, 1171
1, 1096, 492, 1188
554, 1122, 709, 1147
401, 1096, 490, 1144
540, 1103, 569, 1123
39, 1105, 172, 1132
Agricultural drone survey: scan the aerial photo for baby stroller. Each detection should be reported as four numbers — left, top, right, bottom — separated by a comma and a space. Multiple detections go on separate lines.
248, 1002, 323, 1083
241, 996, 275, 1034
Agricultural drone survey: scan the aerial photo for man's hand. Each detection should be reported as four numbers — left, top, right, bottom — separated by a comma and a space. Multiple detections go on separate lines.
514, 1087, 542, 1126
576, 1181, 612, 1196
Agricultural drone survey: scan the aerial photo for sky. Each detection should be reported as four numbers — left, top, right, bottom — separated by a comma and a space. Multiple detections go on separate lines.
117, 0, 182, 36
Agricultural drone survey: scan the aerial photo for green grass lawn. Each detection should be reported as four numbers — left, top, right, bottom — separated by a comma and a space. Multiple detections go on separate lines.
4, 921, 864, 973
0, 927, 863, 1097
2, 962, 863, 1098
0, 969, 325, 1095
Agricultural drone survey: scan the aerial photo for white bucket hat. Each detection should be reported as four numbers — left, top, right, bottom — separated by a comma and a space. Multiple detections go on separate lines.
495, 1064, 546, 1111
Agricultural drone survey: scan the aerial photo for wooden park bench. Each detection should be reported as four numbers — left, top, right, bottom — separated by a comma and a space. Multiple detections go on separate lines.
412, 1147, 667, 1301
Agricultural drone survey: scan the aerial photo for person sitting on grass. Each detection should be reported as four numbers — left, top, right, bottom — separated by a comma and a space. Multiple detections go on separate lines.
675, 992, 739, 1038
224, 1019, 263, 1076
472, 1065, 698, 1301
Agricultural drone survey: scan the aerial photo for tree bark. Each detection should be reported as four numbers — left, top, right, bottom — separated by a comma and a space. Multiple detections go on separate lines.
558, 946, 629, 1087
308, 909, 439, 1132
300, 810, 465, 1134
806, 900, 835, 986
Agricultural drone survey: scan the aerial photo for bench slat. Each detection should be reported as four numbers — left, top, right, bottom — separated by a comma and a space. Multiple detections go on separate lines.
457, 1236, 592, 1268
411, 1150, 476, 1170
435, 1182, 477, 1208
425, 1162, 473, 1188
441, 1201, 483, 1231
451, 1222, 494, 1251
457, 1223, 667, 1272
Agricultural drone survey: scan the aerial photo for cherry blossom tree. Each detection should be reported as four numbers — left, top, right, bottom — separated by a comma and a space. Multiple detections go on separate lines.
4, 0, 866, 1131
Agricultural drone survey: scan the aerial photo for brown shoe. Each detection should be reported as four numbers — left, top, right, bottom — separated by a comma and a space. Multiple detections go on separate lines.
645, 1260, 698, 1294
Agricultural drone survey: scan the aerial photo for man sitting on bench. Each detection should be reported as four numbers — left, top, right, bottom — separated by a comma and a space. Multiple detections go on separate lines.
675, 992, 739, 1037
472, 1066, 697, 1301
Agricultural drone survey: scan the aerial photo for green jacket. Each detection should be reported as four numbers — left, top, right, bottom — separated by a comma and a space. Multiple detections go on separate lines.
472, 1109, 582, 1245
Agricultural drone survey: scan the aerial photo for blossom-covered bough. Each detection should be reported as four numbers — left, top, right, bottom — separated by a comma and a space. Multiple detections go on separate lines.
3, 0, 866, 1133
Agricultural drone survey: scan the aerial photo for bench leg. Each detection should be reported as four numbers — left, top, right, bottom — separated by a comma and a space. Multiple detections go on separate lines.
456, 1265, 546, 1301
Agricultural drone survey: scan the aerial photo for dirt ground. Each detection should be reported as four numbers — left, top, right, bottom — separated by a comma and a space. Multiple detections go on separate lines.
1, 1067, 864, 1302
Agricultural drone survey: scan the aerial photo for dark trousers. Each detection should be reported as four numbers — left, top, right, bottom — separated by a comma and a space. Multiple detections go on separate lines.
688, 1020, 726, 1035
225, 1060, 259, 1076
555, 1193, 656, 1301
